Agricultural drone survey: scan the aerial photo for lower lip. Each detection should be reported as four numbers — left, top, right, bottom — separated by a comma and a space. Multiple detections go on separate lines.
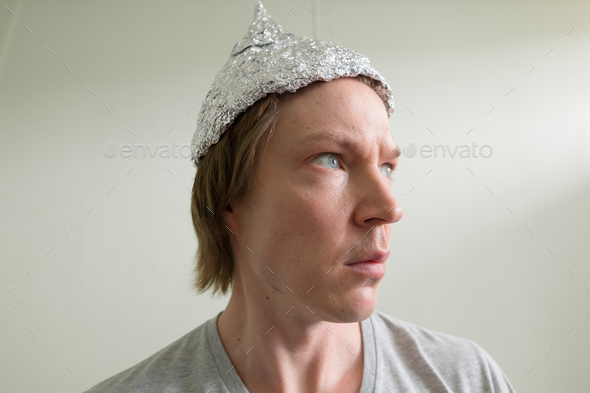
345, 261, 385, 278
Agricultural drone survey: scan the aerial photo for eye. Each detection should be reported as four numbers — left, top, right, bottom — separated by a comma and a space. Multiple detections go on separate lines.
381, 163, 395, 180
312, 152, 341, 170
313, 152, 395, 180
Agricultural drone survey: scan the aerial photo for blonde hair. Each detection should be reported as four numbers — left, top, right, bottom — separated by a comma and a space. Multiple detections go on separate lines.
190, 74, 386, 296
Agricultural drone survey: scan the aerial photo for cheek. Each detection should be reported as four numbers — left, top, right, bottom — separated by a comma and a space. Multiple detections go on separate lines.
253, 165, 350, 252
282, 176, 349, 242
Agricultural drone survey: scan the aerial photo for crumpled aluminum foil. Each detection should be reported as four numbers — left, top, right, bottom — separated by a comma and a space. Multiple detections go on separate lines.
190, 0, 395, 167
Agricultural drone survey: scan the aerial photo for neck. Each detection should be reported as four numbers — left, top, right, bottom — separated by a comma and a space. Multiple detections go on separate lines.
217, 270, 365, 393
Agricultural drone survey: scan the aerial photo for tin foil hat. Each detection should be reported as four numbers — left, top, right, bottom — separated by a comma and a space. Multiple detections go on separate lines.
190, 1, 395, 167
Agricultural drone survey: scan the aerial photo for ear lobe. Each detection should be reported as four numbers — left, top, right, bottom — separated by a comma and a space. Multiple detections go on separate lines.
221, 203, 237, 235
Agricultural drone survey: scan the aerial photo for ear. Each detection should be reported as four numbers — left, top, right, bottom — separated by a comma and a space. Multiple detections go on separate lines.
221, 202, 239, 237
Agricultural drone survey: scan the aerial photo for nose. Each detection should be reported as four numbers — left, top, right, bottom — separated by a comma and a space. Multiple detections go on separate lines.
385, 197, 403, 224
354, 163, 403, 226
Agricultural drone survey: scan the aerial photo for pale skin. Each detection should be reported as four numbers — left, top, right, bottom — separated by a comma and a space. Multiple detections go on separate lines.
218, 77, 404, 393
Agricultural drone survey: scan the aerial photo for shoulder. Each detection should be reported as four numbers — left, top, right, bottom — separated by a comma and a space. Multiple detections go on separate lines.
85, 318, 220, 393
370, 310, 515, 392
370, 310, 477, 355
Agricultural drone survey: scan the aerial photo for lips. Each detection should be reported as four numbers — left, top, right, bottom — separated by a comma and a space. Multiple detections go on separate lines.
346, 249, 390, 265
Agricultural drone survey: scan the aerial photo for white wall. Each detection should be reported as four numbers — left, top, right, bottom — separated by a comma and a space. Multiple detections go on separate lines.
1, 0, 589, 392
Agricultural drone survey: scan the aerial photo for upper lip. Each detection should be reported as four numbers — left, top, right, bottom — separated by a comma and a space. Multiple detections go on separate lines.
346, 249, 390, 265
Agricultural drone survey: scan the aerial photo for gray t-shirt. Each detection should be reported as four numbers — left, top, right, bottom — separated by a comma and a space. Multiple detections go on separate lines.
86, 310, 515, 392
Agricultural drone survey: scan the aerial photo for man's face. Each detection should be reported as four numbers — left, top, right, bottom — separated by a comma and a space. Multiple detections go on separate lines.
226, 77, 403, 323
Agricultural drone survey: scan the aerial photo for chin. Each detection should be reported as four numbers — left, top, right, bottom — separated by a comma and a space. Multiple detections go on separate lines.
326, 288, 378, 323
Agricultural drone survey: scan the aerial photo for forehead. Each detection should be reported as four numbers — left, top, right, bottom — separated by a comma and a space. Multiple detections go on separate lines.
275, 78, 394, 148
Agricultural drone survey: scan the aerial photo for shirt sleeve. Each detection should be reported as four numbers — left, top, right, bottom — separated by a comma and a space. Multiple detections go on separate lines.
467, 339, 516, 393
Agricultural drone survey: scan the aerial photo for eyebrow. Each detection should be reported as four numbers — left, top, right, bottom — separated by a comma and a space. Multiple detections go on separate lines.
300, 129, 402, 160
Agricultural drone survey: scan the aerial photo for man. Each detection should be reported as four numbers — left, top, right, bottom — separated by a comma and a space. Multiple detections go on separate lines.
87, 2, 515, 392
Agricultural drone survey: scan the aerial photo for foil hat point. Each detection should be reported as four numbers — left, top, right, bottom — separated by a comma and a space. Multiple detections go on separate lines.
231, 1, 291, 56
190, 1, 395, 167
